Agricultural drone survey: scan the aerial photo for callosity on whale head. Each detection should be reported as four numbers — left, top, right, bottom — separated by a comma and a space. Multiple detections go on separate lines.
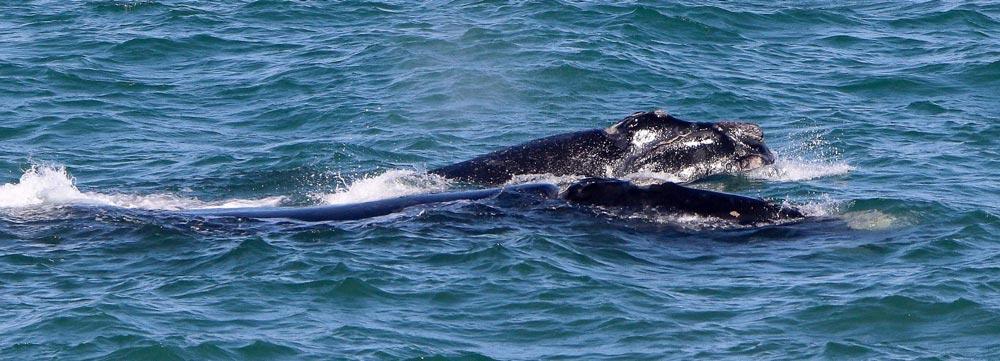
606, 110, 775, 178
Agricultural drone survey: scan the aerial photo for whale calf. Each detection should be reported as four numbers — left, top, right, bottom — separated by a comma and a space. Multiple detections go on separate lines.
562, 178, 803, 225
431, 110, 775, 185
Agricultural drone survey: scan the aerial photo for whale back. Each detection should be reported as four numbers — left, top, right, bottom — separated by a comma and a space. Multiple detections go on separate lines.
430, 129, 622, 184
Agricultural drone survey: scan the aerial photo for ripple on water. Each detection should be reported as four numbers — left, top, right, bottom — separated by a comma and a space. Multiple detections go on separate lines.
795, 295, 998, 335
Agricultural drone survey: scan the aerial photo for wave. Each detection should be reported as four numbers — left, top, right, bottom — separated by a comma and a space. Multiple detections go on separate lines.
0, 165, 283, 211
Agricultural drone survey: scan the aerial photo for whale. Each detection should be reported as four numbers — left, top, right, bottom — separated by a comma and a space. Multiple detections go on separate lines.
186, 183, 560, 222
186, 179, 802, 225
430, 110, 776, 185
563, 178, 803, 225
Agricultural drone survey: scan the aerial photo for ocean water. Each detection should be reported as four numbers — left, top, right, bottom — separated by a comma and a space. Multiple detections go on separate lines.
1, 1, 998, 359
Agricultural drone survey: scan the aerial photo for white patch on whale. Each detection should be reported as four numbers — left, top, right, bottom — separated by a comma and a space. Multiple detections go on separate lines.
630, 129, 659, 149
682, 138, 715, 147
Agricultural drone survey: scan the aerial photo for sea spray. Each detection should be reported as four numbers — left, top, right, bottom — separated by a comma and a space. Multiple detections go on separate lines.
748, 157, 853, 182
0, 165, 283, 211
318, 169, 451, 205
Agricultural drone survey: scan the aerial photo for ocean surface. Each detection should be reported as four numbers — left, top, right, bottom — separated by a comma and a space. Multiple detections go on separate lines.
1, 1, 999, 359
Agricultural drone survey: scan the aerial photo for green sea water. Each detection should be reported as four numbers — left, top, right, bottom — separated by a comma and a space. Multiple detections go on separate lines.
1, 1, 999, 359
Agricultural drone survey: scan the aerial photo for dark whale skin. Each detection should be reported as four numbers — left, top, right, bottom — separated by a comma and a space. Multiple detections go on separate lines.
430, 129, 620, 185
563, 178, 804, 225
430, 111, 776, 185
186, 183, 559, 222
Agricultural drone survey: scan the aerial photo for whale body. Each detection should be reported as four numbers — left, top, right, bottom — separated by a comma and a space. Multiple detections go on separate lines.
186, 179, 802, 225
185, 110, 795, 225
186, 183, 560, 222
562, 178, 803, 225
431, 110, 775, 185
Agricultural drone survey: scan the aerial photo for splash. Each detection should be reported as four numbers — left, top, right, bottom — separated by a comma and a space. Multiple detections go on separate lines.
749, 130, 853, 182
0, 165, 283, 211
748, 157, 853, 182
317, 169, 451, 205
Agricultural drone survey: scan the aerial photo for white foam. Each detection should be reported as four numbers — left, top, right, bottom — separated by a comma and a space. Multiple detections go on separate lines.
317, 169, 451, 205
0, 165, 283, 211
748, 157, 853, 182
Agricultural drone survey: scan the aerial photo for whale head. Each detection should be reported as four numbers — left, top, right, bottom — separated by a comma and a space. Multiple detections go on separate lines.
605, 110, 775, 179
